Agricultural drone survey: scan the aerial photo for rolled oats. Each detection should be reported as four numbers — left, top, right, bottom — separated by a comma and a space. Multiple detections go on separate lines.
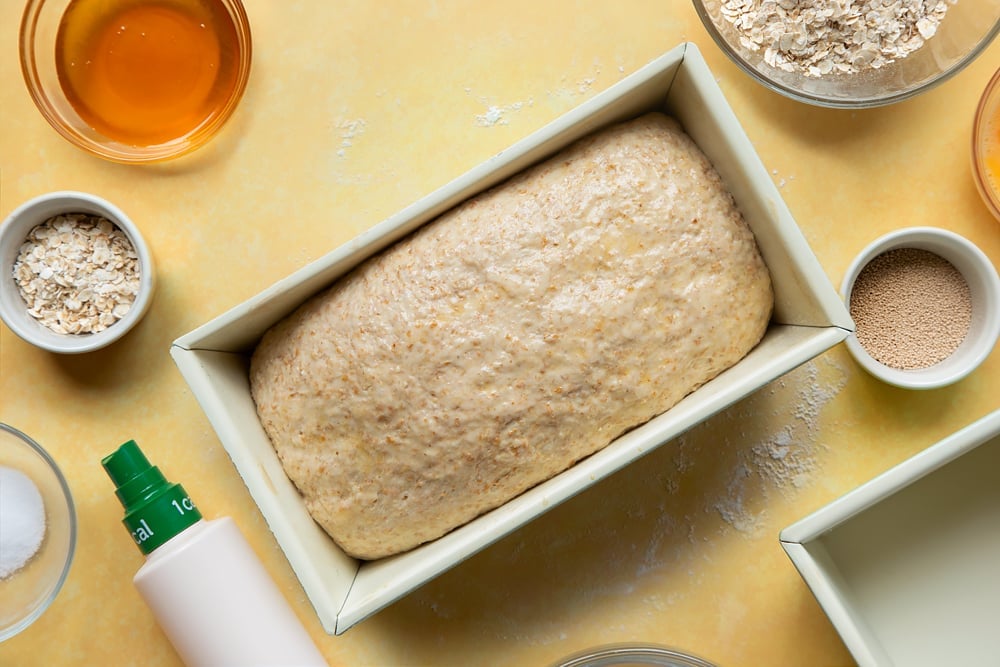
720, 0, 955, 77
12, 213, 141, 335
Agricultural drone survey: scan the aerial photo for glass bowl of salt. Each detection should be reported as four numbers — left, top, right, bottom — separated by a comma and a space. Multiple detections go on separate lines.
0, 423, 76, 642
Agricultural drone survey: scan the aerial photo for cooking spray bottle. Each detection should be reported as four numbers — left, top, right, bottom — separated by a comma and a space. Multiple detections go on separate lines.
101, 440, 327, 667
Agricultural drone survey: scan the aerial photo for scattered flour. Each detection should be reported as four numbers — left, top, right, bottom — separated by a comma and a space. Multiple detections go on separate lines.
463, 84, 534, 128
771, 168, 795, 189
546, 69, 603, 102
676, 354, 849, 535
471, 98, 532, 127
713, 462, 767, 536
470, 57, 639, 128
335, 118, 367, 158
575, 76, 597, 94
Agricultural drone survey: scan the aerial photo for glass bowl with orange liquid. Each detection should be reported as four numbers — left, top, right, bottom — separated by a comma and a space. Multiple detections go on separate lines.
973, 65, 1000, 222
19, 0, 252, 163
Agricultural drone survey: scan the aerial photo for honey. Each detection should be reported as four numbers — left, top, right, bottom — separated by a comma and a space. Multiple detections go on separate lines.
974, 72, 1000, 220
55, 0, 243, 147
984, 109, 1000, 197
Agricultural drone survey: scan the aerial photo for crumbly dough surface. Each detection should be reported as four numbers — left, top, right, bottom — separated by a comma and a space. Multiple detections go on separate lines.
250, 113, 773, 560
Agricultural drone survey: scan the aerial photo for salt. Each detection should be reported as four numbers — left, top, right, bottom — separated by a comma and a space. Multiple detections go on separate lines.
0, 465, 47, 579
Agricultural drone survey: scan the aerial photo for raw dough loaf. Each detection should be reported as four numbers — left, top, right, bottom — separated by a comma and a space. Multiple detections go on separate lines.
250, 112, 773, 560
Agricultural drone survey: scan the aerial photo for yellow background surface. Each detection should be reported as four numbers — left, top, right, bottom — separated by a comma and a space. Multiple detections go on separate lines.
2, 1, 999, 666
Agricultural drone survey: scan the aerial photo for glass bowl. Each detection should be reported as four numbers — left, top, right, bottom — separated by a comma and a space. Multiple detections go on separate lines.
0, 424, 76, 643
551, 644, 717, 667
19, 0, 252, 163
973, 65, 1000, 221
0, 191, 156, 354
693, 0, 1000, 108
841, 227, 1000, 389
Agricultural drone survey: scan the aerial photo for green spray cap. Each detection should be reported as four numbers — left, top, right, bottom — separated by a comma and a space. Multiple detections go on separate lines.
101, 440, 202, 555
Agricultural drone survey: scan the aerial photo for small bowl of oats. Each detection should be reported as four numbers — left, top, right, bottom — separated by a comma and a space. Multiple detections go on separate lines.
694, 0, 1000, 108
0, 191, 154, 354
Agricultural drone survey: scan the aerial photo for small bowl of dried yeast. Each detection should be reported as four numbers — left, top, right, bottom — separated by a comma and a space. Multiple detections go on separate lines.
842, 227, 1000, 389
0, 191, 154, 354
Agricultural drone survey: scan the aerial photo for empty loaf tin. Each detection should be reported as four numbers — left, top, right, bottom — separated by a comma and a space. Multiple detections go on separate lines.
170, 42, 853, 634
781, 409, 1000, 667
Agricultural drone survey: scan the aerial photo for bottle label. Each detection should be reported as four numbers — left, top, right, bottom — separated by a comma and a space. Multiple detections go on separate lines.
122, 483, 203, 554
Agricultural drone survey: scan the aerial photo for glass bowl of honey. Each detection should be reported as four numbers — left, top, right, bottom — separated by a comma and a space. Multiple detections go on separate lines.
973, 65, 1000, 222
19, 0, 252, 163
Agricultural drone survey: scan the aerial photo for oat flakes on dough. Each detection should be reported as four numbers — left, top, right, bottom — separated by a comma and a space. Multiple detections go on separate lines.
250, 113, 773, 560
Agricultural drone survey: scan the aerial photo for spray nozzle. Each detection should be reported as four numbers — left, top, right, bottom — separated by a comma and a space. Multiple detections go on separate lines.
101, 440, 202, 555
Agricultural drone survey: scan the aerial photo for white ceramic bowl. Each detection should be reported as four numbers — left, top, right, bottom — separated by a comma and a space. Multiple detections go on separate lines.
841, 227, 1000, 389
0, 191, 155, 353
0, 423, 76, 642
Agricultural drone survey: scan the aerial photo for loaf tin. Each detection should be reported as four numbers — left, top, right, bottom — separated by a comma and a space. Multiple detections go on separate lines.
780, 409, 1000, 667
171, 42, 853, 635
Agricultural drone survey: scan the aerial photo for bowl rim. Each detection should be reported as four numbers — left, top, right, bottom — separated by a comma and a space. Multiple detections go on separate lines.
840, 226, 1000, 389
0, 190, 156, 354
692, 0, 1000, 109
18, 0, 253, 164
0, 422, 77, 643
972, 64, 1000, 221
550, 643, 717, 667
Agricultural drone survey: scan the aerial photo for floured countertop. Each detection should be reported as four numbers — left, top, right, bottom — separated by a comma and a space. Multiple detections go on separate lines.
1, 1, 999, 665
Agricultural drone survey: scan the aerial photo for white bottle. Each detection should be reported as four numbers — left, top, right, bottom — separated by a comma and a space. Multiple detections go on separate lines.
102, 440, 328, 667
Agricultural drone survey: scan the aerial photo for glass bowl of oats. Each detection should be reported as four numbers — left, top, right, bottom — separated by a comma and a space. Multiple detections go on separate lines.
694, 0, 1000, 108
0, 191, 155, 354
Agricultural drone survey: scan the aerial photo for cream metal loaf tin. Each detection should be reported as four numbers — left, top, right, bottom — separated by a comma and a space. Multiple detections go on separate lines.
780, 409, 1000, 667
171, 43, 852, 635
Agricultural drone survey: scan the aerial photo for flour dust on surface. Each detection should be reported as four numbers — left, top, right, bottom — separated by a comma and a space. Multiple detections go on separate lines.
677, 353, 849, 537
335, 117, 368, 158
405, 354, 850, 649
467, 57, 623, 128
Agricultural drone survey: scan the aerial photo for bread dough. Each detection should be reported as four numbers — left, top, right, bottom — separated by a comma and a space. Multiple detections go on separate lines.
250, 112, 773, 559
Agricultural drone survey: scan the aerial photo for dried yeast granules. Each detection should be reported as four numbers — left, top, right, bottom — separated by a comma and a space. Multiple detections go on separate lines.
849, 247, 972, 370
